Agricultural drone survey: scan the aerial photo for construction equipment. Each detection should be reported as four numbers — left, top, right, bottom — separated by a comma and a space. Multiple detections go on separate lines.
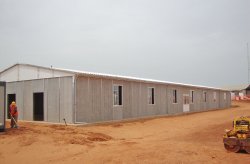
223, 116, 250, 153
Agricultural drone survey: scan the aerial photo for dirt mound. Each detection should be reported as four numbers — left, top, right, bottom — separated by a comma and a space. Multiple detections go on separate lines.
86, 132, 113, 142
64, 132, 112, 145
68, 136, 92, 145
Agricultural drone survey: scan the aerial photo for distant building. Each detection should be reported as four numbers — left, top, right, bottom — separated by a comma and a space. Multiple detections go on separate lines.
0, 63, 231, 124
225, 84, 250, 100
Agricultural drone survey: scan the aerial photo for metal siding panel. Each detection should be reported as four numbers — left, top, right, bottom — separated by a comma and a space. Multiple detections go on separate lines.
47, 78, 60, 122
76, 76, 89, 122
89, 78, 102, 122
177, 86, 183, 114
140, 83, 148, 117
44, 79, 48, 122
0, 85, 5, 128
131, 82, 140, 118
59, 77, 73, 123
23, 81, 33, 120
19, 65, 38, 80
113, 107, 123, 120
196, 90, 201, 111
122, 81, 132, 119
32, 79, 44, 93
158, 85, 167, 115
17, 82, 24, 120
101, 79, 113, 121
0, 66, 19, 82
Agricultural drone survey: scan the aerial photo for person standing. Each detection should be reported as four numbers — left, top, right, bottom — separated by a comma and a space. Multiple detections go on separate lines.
9, 101, 18, 128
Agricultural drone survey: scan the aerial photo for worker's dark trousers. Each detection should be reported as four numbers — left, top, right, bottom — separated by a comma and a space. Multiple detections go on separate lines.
10, 115, 18, 128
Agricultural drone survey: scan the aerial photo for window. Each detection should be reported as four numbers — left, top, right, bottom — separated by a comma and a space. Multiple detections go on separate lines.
190, 90, 194, 103
173, 89, 177, 103
113, 85, 122, 106
213, 92, 217, 102
224, 93, 226, 100
203, 91, 207, 102
204, 91, 207, 102
148, 87, 155, 104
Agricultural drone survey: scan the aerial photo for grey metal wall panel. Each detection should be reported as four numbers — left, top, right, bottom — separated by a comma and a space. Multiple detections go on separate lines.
59, 77, 73, 123
76, 76, 89, 122
32, 79, 44, 93
158, 85, 167, 115
5, 77, 73, 123
75, 75, 231, 124
131, 82, 140, 118
139, 83, 148, 116
44, 79, 48, 122
122, 81, 132, 119
46, 78, 60, 122
90, 78, 102, 122
101, 79, 113, 121
113, 107, 123, 120
0, 84, 5, 129
23, 81, 33, 120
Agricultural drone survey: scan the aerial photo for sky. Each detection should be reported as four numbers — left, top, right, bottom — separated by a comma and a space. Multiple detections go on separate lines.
0, 0, 249, 88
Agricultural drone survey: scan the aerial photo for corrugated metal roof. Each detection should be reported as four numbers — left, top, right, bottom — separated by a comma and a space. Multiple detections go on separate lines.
222, 84, 250, 91
54, 67, 227, 91
1, 63, 229, 91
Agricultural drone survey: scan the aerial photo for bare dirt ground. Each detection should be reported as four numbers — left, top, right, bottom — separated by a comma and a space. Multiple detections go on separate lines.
1, 101, 250, 164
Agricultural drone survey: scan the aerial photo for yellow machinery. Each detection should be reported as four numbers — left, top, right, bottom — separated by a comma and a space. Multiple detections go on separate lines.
223, 116, 250, 153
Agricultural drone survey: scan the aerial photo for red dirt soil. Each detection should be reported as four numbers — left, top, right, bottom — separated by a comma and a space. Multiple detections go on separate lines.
1, 101, 250, 164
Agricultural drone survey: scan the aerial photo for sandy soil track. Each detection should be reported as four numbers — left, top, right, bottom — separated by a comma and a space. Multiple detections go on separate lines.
1, 101, 250, 164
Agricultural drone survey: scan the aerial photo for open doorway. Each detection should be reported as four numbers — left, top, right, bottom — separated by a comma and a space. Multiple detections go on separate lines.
33, 92, 44, 121
7, 94, 16, 119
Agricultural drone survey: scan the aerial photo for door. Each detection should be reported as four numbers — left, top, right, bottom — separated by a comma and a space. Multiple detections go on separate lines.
33, 92, 44, 121
183, 94, 190, 112
7, 94, 16, 119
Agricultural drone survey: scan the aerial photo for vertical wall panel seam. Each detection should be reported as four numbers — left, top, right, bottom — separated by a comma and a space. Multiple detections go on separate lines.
47, 79, 48, 121
139, 82, 141, 117
59, 77, 61, 122
22, 81, 24, 120
43, 79, 45, 121
112, 80, 113, 120
100, 78, 103, 121
73, 76, 76, 123
88, 77, 90, 122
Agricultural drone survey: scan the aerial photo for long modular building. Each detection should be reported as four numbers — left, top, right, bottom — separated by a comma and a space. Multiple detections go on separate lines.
0, 63, 231, 124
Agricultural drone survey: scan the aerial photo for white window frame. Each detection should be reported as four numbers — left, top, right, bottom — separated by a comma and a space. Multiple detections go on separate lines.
148, 87, 155, 105
213, 92, 217, 102
113, 85, 123, 106
173, 89, 178, 104
203, 91, 207, 102
190, 90, 194, 104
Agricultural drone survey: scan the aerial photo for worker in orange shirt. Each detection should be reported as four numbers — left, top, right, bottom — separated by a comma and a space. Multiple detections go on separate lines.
9, 101, 18, 128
